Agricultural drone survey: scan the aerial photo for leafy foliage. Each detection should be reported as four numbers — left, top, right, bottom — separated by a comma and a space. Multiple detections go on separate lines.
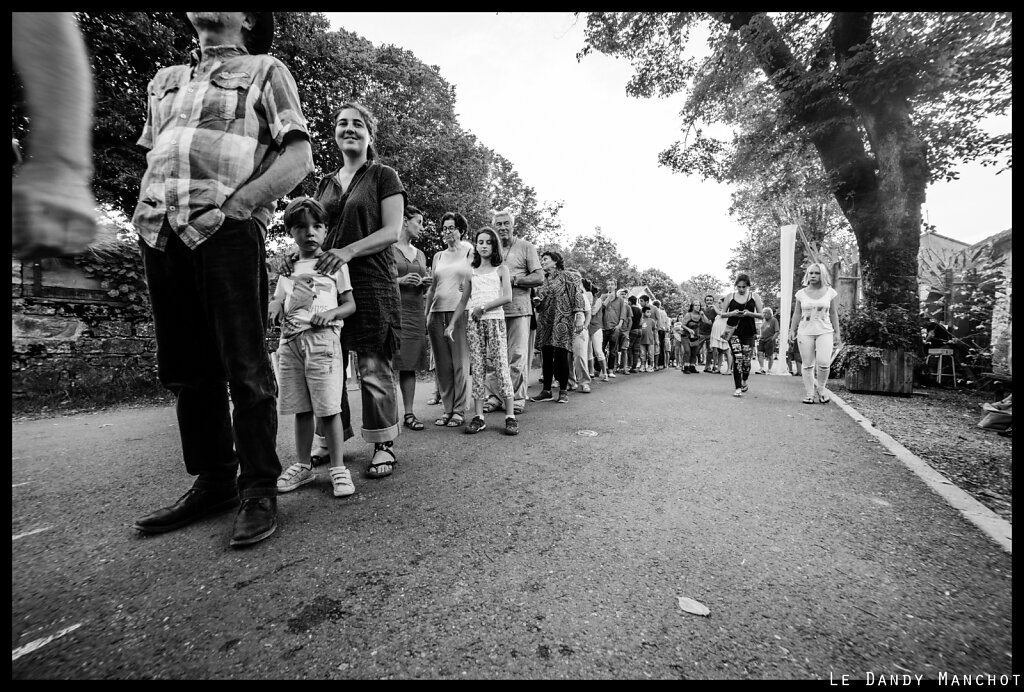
560, 228, 639, 292
679, 273, 729, 306
839, 303, 922, 351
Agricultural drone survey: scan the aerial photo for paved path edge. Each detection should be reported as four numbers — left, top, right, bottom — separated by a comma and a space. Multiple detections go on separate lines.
829, 391, 1012, 554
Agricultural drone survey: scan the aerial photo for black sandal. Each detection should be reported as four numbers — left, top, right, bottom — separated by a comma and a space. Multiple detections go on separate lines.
403, 413, 424, 431
504, 417, 519, 436
366, 444, 397, 478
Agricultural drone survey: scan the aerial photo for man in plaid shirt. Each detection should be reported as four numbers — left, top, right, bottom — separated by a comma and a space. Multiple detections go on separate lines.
132, 13, 313, 548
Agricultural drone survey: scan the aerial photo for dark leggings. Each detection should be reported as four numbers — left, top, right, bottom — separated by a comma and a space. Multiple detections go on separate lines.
541, 345, 571, 391
730, 335, 755, 387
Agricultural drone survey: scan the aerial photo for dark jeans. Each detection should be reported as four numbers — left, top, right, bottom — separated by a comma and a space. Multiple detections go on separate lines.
657, 329, 666, 366
141, 218, 280, 499
602, 328, 621, 368
541, 345, 571, 391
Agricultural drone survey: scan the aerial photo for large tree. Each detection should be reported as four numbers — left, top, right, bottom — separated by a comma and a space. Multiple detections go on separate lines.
580, 12, 1011, 312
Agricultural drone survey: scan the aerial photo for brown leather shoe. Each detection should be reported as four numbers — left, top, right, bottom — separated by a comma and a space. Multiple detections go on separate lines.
230, 497, 277, 547
133, 487, 239, 534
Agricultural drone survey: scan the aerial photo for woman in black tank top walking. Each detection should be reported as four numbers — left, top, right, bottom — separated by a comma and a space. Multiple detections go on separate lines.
721, 273, 763, 397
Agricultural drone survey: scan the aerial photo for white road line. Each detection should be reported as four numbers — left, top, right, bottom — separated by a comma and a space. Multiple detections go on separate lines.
12, 623, 83, 662
831, 391, 1012, 554
12, 526, 53, 541
12, 482, 31, 488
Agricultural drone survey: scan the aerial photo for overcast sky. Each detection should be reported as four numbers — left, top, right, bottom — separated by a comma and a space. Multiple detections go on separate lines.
327, 12, 1012, 286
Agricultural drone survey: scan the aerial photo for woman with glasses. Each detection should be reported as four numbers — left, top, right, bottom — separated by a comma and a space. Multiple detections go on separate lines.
424, 212, 473, 427
721, 274, 763, 397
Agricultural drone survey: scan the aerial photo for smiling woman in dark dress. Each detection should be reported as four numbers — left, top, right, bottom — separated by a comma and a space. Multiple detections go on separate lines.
313, 101, 406, 479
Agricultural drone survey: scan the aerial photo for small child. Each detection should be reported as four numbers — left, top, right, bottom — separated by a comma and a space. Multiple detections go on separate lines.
671, 320, 685, 368
446, 227, 518, 435
269, 197, 357, 497
639, 307, 658, 372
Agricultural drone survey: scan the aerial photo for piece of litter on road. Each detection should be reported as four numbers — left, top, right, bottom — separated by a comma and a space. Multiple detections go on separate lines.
882, 452, 896, 456
677, 596, 710, 617
99, 424, 113, 428
576, 430, 598, 437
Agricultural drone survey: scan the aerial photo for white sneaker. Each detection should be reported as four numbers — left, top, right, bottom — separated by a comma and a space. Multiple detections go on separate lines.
733, 388, 743, 397
329, 466, 355, 497
608, 372, 617, 378
277, 463, 315, 492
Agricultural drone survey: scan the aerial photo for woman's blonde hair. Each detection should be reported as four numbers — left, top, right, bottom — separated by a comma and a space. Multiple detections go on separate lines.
801, 262, 832, 288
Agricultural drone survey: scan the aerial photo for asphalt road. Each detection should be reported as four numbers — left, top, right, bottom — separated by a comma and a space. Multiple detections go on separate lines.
11, 367, 1013, 680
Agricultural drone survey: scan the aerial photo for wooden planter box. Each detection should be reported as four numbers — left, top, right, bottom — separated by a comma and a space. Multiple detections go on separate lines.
844, 348, 915, 397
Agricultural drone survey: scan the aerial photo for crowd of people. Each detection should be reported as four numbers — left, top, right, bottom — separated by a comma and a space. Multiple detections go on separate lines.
127, 13, 841, 549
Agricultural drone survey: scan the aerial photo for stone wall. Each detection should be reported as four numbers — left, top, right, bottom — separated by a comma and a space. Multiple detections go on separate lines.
12, 259, 285, 406
11, 259, 162, 404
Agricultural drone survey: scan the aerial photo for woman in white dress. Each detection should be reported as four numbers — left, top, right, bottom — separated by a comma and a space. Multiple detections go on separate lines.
709, 295, 733, 375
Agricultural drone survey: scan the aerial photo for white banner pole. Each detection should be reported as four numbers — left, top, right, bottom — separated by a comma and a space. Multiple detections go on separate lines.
772, 224, 798, 374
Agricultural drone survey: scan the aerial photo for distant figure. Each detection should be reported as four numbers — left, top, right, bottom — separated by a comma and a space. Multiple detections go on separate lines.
789, 262, 842, 404
756, 307, 780, 374
424, 211, 474, 428
12, 12, 98, 259
485, 209, 543, 415
533, 250, 586, 403
392, 205, 432, 432
721, 274, 764, 397
446, 227, 518, 435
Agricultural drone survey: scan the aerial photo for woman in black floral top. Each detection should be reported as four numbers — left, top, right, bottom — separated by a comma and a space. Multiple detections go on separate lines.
532, 251, 587, 404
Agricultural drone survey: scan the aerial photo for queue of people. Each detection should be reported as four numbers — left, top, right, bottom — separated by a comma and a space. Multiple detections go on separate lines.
127, 13, 839, 552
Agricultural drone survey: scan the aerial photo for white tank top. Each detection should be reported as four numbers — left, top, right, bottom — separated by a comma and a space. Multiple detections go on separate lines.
795, 287, 838, 336
429, 248, 471, 313
467, 269, 504, 320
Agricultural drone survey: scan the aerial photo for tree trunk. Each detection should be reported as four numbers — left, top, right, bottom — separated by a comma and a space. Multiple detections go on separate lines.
719, 12, 925, 312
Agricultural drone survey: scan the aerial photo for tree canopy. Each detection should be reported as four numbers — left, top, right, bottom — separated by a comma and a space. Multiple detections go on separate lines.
580, 12, 1011, 312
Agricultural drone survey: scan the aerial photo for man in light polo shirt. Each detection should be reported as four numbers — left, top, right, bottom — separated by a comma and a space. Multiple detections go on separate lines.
484, 209, 543, 414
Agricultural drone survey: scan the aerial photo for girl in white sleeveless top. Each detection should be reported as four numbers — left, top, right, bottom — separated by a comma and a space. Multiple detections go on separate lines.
789, 262, 842, 404
446, 227, 518, 435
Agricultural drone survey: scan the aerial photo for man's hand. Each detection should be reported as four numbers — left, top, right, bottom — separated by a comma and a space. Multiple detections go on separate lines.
221, 193, 253, 221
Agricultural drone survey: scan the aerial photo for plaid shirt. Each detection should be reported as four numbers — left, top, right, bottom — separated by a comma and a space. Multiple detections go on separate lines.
132, 45, 309, 251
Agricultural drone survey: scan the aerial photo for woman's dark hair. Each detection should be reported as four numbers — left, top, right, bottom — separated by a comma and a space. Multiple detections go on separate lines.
688, 301, 699, 313
581, 277, 593, 293
282, 196, 328, 229
541, 250, 564, 270
472, 227, 502, 268
440, 211, 468, 236
734, 273, 751, 288
404, 204, 423, 220
332, 101, 377, 160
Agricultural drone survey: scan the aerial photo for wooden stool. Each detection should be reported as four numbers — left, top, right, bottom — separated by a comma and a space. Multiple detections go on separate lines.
927, 348, 957, 387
